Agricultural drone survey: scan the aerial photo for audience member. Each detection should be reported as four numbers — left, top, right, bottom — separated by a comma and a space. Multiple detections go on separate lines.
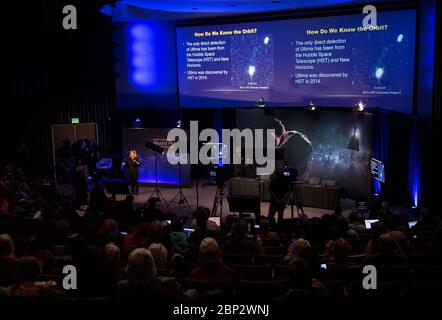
383, 217, 408, 247
148, 243, 168, 269
223, 219, 263, 255
122, 223, 150, 258
365, 222, 387, 255
0, 164, 440, 301
188, 208, 215, 249
117, 248, 193, 300
256, 218, 280, 246
1, 256, 64, 298
78, 244, 117, 297
282, 257, 330, 300
0, 234, 17, 287
170, 217, 188, 250
190, 206, 220, 232
363, 233, 409, 267
188, 237, 239, 283
322, 238, 351, 268
285, 238, 315, 267
97, 218, 119, 246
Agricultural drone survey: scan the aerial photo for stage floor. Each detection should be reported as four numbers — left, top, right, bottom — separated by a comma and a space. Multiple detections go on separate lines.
59, 180, 358, 222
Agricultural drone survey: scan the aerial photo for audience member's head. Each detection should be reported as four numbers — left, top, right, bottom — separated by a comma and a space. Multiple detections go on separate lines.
126, 248, 157, 285
259, 218, 271, 234
97, 218, 118, 239
286, 238, 316, 269
199, 237, 221, 264
79, 245, 116, 296
195, 207, 210, 229
147, 197, 160, 209
232, 219, 248, 239
378, 233, 400, 256
288, 238, 311, 258
348, 212, 362, 225
371, 221, 387, 240
148, 243, 168, 267
332, 238, 351, 264
287, 257, 312, 290
225, 215, 239, 231
133, 223, 151, 241
0, 234, 15, 258
104, 242, 120, 263
338, 217, 349, 232
148, 220, 162, 242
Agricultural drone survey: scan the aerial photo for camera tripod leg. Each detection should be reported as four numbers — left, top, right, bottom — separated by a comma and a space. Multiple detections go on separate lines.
211, 185, 226, 217
211, 188, 219, 216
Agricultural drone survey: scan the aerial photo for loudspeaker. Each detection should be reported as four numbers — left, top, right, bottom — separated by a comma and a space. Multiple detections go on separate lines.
228, 194, 261, 216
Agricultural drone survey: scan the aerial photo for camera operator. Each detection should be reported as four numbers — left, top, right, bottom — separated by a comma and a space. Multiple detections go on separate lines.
268, 167, 289, 226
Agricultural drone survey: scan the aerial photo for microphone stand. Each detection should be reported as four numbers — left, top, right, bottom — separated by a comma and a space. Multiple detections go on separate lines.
168, 154, 191, 208
148, 152, 167, 205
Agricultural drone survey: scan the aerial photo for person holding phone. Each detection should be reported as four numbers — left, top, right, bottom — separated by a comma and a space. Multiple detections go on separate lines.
126, 150, 140, 195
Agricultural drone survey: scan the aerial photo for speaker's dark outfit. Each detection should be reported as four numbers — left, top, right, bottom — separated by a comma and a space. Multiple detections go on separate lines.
126, 157, 140, 195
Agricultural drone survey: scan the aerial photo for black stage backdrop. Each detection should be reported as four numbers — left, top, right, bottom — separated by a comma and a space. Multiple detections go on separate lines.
237, 109, 372, 200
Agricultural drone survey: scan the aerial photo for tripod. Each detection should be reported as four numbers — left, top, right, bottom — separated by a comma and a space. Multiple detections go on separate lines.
289, 181, 304, 218
148, 152, 167, 204
211, 182, 227, 218
168, 156, 190, 208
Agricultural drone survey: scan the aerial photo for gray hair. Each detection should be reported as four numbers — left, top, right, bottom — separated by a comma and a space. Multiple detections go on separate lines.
104, 242, 120, 262
147, 243, 168, 267
127, 248, 157, 284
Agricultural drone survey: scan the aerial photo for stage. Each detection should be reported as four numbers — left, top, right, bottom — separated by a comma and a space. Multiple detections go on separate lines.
60, 179, 359, 222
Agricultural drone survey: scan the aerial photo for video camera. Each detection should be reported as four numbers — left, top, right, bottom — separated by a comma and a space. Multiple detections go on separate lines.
281, 164, 297, 181
210, 164, 229, 187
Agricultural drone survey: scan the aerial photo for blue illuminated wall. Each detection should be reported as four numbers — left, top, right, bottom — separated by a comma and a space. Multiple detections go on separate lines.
407, 118, 423, 208
114, 21, 178, 108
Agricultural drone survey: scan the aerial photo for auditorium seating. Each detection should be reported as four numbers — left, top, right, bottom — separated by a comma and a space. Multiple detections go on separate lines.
1, 199, 441, 301
237, 279, 290, 300
221, 253, 253, 265
254, 254, 285, 266
229, 264, 273, 281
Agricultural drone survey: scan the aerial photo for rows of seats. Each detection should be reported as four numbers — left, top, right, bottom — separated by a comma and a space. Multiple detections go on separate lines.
2, 210, 442, 301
